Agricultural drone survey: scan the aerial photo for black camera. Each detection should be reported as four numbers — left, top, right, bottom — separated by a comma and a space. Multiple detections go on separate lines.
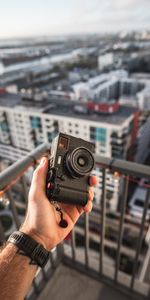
46, 132, 95, 206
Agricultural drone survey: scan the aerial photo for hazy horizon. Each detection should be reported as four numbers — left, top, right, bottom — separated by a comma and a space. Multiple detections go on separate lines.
0, 0, 150, 39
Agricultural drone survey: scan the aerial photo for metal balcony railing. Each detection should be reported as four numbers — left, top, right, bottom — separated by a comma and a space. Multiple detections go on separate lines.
0, 143, 150, 300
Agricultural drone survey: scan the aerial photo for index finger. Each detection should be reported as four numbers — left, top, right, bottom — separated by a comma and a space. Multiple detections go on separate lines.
89, 176, 98, 187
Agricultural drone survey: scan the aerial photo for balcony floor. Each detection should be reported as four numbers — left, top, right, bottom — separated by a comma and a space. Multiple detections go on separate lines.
38, 264, 131, 300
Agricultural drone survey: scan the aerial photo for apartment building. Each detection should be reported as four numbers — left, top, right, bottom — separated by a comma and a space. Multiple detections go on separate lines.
0, 92, 138, 210
135, 114, 150, 163
98, 53, 114, 70
71, 70, 149, 109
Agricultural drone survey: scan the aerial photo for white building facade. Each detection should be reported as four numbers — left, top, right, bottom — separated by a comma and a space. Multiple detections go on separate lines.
98, 53, 114, 71
0, 101, 137, 211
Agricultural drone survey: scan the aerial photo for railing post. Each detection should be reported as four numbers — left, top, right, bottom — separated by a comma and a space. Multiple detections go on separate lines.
20, 175, 29, 204
32, 280, 39, 295
130, 187, 150, 290
7, 189, 21, 230
71, 228, 76, 261
139, 242, 150, 282
85, 213, 89, 268
115, 175, 129, 282
0, 219, 5, 245
99, 168, 106, 274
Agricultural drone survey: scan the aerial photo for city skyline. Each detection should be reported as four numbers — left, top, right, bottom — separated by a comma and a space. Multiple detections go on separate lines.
0, 0, 150, 39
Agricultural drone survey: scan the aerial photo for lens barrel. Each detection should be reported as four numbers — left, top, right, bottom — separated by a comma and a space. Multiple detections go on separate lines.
66, 147, 94, 177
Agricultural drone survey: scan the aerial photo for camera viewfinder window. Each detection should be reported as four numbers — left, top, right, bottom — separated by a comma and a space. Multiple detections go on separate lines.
58, 137, 68, 150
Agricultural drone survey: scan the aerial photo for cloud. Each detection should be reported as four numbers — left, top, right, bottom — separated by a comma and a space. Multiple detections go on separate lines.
108, 0, 149, 9
0, 0, 150, 38
67, 0, 150, 33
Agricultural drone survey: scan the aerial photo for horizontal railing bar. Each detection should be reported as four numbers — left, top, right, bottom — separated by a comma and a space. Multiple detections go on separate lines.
0, 143, 50, 190
0, 146, 150, 191
95, 155, 150, 179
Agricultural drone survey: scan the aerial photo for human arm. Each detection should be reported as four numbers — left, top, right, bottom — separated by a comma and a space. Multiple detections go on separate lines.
0, 157, 97, 300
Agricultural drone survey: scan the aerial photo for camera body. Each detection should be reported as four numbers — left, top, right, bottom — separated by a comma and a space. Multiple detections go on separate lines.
46, 132, 95, 206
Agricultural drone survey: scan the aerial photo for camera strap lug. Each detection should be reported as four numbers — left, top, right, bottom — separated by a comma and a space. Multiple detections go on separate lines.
50, 201, 68, 228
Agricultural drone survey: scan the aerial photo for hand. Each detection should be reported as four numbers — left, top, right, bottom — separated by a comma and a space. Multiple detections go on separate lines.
21, 157, 97, 250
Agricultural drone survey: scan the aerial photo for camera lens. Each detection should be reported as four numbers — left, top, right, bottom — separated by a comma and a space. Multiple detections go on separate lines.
66, 147, 94, 177
77, 156, 86, 167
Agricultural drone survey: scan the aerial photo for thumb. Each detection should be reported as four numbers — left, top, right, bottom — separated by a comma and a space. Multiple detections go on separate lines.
32, 157, 48, 191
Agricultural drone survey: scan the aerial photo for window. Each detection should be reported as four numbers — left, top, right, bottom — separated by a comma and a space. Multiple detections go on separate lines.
98, 128, 106, 136
100, 141, 106, 147
134, 198, 150, 210
106, 190, 114, 200
134, 199, 149, 208
53, 121, 58, 127
111, 131, 118, 138
30, 117, 42, 129
90, 127, 95, 133
1, 122, 9, 132
95, 128, 106, 142
90, 133, 95, 140
100, 149, 105, 154
47, 132, 57, 142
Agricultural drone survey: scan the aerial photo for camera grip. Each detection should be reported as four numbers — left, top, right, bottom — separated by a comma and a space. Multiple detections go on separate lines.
52, 186, 88, 206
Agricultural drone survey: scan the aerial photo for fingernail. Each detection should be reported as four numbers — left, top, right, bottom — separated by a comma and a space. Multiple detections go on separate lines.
83, 206, 87, 212
40, 157, 47, 166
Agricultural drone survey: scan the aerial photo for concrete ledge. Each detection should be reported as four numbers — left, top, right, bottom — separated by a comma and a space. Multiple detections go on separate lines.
38, 264, 131, 300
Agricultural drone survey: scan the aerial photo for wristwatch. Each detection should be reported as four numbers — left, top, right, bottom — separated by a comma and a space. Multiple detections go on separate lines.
8, 231, 50, 268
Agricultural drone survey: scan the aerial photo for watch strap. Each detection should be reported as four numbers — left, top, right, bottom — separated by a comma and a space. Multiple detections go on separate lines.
8, 231, 50, 268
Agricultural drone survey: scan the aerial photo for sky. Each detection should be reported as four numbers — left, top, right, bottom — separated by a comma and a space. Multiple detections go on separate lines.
0, 0, 150, 39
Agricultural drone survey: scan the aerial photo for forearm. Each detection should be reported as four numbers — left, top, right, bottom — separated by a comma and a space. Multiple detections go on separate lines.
0, 243, 37, 300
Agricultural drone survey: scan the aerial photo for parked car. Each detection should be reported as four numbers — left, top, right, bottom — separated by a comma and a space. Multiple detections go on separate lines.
128, 187, 150, 220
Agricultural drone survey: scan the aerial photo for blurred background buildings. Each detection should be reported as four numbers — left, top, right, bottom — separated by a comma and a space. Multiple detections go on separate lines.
0, 1, 150, 299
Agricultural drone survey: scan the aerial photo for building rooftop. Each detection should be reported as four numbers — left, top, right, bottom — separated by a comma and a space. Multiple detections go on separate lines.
46, 103, 137, 125
0, 92, 137, 125
0, 93, 49, 111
